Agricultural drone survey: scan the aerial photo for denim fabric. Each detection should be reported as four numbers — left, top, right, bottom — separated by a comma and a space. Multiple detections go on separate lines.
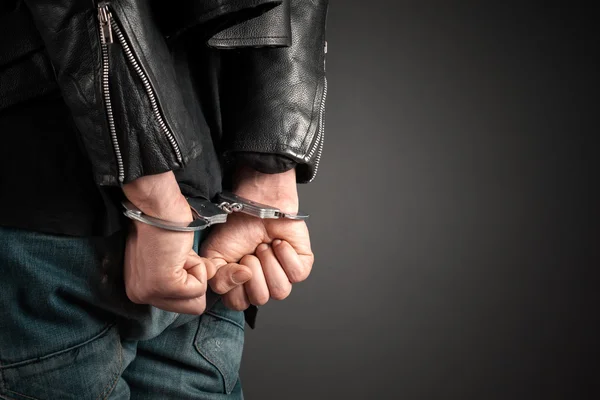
0, 226, 244, 399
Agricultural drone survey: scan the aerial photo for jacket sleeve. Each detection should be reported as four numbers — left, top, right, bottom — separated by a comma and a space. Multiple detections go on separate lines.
23, 0, 118, 185
215, 0, 329, 183
21, 0, 214, 186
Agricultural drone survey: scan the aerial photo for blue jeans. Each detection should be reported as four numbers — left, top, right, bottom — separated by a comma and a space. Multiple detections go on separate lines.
0, 226, 244, 399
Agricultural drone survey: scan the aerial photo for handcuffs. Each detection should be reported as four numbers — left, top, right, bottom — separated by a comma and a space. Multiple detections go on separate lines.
122, 192, 309, 231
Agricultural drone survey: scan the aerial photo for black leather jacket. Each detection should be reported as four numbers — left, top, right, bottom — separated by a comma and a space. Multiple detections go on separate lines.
1, 0, 328, 189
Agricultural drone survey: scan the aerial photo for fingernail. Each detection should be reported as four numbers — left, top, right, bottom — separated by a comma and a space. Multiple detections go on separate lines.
232, 270, 252, 284
257, 243, 269, 252
272, 239, 282, 247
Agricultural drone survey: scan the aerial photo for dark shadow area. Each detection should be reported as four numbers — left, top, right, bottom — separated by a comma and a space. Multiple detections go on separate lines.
240, 1, 599, 399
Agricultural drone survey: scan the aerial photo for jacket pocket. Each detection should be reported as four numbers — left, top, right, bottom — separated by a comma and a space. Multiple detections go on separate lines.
194, 300, 245, 394
207, 0, 291, 49
152, 0, 281, 41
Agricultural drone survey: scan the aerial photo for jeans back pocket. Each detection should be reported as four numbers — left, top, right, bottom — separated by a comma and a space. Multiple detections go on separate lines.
194, 299, 245, 394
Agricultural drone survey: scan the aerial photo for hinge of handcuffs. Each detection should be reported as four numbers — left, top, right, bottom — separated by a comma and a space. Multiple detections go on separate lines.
216, 192, 309, 220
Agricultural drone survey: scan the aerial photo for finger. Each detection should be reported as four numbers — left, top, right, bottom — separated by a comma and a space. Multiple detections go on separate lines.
199, 250, 227, 280
222, 286, 251, 311
160, 252, 208, 300
151, 295, 207, 315
181, 251, 208, 294
271, 239, 313, 283
240, 255, 269, 306
256, 243, 292, 301
209, 263, 252, 295
128, 252, 209, 303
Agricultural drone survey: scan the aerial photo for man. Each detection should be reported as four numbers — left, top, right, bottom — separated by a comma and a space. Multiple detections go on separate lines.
0, 0, 328, 398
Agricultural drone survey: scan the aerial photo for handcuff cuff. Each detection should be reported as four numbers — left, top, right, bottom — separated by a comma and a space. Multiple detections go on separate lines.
122, 192, 309, 231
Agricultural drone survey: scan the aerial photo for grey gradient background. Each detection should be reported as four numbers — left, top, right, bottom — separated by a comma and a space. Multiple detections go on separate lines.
240, 2, 599, 399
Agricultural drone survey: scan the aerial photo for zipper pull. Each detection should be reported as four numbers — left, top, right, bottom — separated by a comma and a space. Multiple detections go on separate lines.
98, 2, 113, 44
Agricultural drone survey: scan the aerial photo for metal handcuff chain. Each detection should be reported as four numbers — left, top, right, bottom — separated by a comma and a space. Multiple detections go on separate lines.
217, 202, 243, 214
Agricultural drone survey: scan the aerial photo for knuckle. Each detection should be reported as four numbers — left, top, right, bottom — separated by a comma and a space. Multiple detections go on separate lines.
288, 271, 304, 284
289, 265, 312, 283
270, 286, 292, 301
189, 280, 208, 297
183, 297, 206, 315
240, 254, 259, 265
306, 253, 315, 267
201, 257, 213, 269
211, 279, 231, 295
189, 287, 207, 300
301, 263, 313, 279
253, 294, 270, 306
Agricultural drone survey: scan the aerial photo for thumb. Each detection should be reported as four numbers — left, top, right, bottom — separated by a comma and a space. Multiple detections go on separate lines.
209, 263, 252, 295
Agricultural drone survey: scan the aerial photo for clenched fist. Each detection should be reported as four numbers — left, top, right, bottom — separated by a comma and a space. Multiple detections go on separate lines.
122, 172, 252, 314
201, 167, 314, 310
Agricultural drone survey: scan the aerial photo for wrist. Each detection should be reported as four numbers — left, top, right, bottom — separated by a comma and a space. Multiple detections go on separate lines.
122, 172, 192, 223
232, 166, 299, 212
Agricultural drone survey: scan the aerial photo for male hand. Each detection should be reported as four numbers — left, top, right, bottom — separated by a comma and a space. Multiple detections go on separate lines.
122, 172, 252, 314
201, 167, 314, 310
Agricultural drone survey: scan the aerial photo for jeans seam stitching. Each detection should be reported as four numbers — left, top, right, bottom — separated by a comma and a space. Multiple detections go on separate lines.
1, 327, 121, 400
0, 362, 5, 391
194, 341, 232, 394
204, 311, 245, 331
3, 388, 39, 400
194, 317, 233, 394
0, 323, 116, 370
97, 334, 122, 400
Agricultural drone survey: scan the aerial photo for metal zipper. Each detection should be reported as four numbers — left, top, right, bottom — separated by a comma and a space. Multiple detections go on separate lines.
97, 2, 183, 183
98, 2, 123, 182
307, 76, 327, 182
